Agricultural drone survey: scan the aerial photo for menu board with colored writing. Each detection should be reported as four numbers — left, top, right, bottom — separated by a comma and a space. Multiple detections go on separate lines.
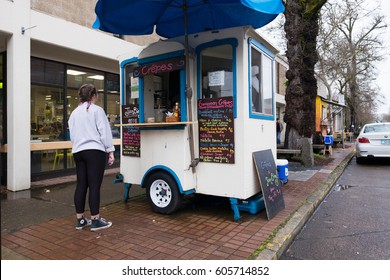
253, 149, 285, 220
121, 105, 140, 157
198, 96, 234, 164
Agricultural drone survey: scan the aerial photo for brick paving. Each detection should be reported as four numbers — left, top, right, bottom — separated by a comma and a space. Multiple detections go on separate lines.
1, 145, 354, 260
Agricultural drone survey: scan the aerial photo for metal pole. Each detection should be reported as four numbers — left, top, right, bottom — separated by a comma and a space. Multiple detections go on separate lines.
184, 0, 197, 172
342, 108, 345, 149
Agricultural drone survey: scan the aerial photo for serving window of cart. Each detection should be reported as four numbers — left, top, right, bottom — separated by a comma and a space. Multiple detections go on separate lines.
122, 55, 187, 125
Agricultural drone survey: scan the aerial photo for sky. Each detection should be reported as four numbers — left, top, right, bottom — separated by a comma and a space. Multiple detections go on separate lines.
376, 0, 390, 115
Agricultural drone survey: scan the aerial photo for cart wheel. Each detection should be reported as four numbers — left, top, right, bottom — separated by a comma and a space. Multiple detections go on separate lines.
145, 171, 182, 214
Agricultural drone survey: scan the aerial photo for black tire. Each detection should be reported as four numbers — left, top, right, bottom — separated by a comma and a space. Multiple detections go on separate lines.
356, 156, 363, 164
145, 171, 182, 214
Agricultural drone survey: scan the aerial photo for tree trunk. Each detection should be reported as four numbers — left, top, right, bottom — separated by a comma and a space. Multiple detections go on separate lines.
283, 0, 327, 162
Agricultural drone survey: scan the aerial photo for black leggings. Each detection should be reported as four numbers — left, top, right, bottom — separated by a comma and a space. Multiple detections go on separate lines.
73, 150, 106, 216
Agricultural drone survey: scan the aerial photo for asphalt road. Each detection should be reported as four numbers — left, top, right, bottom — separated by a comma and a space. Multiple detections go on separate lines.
280, 157, 390, 260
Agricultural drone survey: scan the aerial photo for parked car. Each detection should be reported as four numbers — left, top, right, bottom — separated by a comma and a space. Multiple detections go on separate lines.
355, 122, 390, 164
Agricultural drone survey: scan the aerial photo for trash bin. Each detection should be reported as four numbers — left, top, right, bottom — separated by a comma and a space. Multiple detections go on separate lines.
276, 159, 288, 184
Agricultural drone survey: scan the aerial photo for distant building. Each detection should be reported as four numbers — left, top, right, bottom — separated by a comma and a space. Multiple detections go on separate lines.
315, 79, 347, 144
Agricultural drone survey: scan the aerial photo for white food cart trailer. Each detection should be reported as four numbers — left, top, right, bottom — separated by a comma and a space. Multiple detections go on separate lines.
116, 26, 281, 221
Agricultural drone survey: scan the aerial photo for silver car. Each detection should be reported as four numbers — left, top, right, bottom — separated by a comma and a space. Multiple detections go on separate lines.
355, 122, 390, 164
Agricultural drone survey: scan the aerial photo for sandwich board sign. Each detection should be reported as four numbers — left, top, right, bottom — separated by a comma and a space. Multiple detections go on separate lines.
253, 149, 285, 220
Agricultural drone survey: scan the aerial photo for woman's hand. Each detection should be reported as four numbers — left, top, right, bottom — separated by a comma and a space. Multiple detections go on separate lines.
107, 152, 115, 166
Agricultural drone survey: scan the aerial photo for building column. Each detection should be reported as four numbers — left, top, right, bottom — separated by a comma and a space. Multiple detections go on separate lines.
7, 1, 31, 191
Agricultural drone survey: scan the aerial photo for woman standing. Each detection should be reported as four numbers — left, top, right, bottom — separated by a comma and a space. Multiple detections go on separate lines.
68, 84, 115, 231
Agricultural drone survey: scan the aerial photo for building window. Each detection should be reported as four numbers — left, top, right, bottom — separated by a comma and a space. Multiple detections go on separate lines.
30, 57, 120, 174
31, 85, 65, 141
0, 52, 5, 145
31, 59, 64, 86
322, 105, 327, 123
106, 72, 120, 138
67, 66, 105, 108
0, 52, 5, 185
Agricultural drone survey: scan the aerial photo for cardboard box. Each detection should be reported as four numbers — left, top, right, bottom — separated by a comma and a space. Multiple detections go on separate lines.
166, 116, 179, 122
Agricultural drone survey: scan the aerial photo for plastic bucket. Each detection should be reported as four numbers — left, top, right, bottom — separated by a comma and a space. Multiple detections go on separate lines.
276, 159, 288, 184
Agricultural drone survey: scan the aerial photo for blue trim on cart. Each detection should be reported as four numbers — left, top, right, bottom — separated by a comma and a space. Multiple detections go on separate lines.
141, 165, 195, 195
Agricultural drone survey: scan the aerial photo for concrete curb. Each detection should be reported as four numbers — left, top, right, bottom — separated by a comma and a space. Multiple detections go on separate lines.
1, 245, 30, 260
256, 150, 355, 260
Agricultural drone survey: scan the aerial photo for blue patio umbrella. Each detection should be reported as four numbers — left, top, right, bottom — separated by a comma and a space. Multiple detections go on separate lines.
93, 0, 284, 38
93, 0, 285, 170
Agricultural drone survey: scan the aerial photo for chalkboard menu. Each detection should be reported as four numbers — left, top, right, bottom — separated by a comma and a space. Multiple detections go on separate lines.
121, 105, 140, 157
253, 149, 285, 220
198, 96, 234, 164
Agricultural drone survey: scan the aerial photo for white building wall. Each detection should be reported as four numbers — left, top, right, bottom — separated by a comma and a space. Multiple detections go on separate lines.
275, 54, 287, 144
5, 0, 31, 191
317, 79, 329, 99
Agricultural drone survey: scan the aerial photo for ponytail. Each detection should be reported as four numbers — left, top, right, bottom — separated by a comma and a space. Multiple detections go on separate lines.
78, 84, 97, 111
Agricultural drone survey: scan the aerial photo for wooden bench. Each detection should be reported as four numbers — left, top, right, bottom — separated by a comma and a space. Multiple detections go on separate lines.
277, 144, 329, 155
312, 144, 332, 155
312, 144, 325, 150
277, 149, 302, 156
278, 144, 333, 158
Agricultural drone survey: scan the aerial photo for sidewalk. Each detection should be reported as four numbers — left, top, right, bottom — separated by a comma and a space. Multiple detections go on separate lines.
1, 145, 355, 260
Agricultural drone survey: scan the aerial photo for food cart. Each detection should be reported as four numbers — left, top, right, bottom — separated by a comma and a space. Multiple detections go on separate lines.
116, 26, 283, 221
